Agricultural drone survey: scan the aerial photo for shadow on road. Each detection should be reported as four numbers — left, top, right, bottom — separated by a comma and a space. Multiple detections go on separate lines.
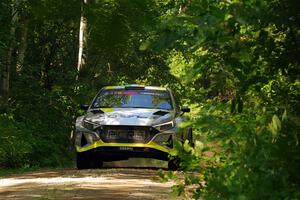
103, 158, 167, 168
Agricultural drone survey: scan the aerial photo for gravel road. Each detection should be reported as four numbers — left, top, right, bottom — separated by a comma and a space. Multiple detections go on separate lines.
0, 159, 181, 200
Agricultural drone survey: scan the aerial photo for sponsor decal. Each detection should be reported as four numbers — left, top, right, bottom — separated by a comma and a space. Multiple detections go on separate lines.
112, 91, 139, 95
119, 147, 133, 151
106, 113, 150, 118
103, 91, 167, 96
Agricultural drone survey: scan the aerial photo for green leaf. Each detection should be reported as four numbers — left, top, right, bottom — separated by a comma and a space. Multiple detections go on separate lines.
282, 110, 287, 121
272, 115, 281, 131
139, 40, 151, 51
183, 140, 193, 152
179, 121, 193, 129
193, 141, 204, 157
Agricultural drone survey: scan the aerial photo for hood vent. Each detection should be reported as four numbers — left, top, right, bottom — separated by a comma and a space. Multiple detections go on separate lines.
153, 110, 169, 116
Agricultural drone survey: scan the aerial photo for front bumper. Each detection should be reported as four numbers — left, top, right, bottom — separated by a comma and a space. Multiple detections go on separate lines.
75, 130, 175, 161
78, 146, 169, 161
76, 140, 170, 153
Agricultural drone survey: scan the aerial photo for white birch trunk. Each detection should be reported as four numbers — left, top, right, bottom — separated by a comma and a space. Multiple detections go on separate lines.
77, 0, 88, 72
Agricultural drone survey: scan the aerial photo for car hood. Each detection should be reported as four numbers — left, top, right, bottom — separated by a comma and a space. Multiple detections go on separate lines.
81, 108, 175, 126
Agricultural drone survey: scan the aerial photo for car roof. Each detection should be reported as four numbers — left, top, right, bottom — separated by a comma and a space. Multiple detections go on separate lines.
104, 84, 167, 91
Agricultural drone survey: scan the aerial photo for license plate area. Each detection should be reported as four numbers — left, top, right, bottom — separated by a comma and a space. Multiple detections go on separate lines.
107, 129, 146, 140
101, 126, 150, 143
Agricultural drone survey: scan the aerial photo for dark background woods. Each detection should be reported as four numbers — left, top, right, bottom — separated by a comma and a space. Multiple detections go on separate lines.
0, 0, 299, 199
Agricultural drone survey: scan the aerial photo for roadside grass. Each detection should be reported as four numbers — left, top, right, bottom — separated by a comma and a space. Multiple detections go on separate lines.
0, 166, 74, 177
0, 166, 40, 177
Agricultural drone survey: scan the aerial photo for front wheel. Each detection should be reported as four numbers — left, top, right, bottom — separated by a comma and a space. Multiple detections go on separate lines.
76, 152, 103, 169
181, 127, 194, 146
76, 152, 90, 169
187, 127, 194, 147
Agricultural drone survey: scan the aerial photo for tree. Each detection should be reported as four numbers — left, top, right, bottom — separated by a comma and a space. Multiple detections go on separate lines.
77, 0, 88, 73
0, 0, 18, 99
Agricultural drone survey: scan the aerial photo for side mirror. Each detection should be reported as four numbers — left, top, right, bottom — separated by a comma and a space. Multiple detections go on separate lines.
180, 107, 190, 113
80, 104, 89, 110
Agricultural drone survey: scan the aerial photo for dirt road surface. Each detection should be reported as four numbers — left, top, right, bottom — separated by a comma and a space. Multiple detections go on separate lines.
0, 159, 181, 200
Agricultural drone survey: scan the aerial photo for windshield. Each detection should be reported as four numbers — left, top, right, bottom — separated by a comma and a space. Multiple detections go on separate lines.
92, 89, 173, 110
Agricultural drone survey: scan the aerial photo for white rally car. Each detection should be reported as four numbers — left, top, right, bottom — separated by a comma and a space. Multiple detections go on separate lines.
74, 84, 192, 170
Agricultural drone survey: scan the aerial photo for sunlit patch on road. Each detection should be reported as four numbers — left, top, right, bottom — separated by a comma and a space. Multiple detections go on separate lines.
0, 164, 179, 200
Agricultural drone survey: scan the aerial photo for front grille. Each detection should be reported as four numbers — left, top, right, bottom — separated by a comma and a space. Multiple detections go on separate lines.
98, 126, 157, 143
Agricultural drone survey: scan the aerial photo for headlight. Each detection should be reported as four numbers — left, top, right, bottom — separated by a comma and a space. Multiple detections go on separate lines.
153, 121, 174, 132
82, 120, 96, 131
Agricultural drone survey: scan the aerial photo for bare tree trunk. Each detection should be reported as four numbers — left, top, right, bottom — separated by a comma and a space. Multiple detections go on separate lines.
77, 0, 88, 73
0, 2, 18, 99
178, 0, 189, 15
16, 19, 29, 73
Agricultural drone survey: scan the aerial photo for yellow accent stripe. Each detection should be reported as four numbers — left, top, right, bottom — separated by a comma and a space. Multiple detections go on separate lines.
76, 140, 169, 153
101, 108, 114, 112
105, 86, 124, 90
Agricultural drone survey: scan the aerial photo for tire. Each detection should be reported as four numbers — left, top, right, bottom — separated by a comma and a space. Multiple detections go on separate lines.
77, 152, 103, 169
91, 158, 103, 169
181, 127, 194, 145
76, 152, 90, 169
187, 127, 194, 147
168, 158, 180, 171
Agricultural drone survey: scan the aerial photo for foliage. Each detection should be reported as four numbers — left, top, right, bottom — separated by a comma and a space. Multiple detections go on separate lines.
0, 113, 32, 167
180, 101, 300, 199
150, 0, 300, 199
1, 0, 80, 167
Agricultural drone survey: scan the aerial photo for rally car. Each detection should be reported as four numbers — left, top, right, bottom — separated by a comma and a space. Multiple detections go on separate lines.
74, 84, 192, 170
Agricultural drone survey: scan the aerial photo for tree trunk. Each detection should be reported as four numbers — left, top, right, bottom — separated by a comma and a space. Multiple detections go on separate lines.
0, 2, 18, 99
77, 0, 88, 73
16, 19, 29, 73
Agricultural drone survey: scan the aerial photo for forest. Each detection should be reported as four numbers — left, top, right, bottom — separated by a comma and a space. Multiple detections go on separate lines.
0, 0, 299, 199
